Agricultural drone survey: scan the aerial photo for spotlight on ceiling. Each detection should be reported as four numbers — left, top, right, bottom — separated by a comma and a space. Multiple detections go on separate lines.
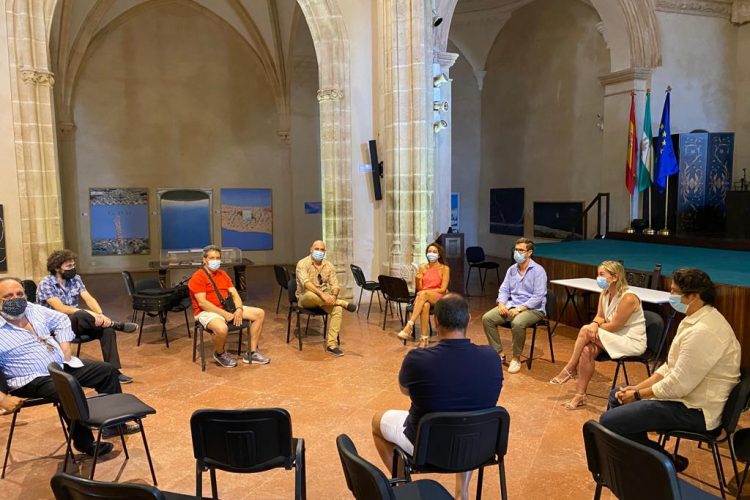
433, 73, 450, 87
432, 9, 443, 27
433, 101, 449, 112
433, 120, 448, 133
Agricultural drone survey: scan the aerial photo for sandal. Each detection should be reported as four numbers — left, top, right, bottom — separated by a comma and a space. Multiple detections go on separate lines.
397, 321, 414, 340
563, 393, 587, 410
549, 368, 576, 385
417, 336, 429, 348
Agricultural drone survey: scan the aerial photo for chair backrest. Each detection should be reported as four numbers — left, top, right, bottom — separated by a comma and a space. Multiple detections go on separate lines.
274, 265, 290, 289
411, 407, 510, 472
350, 264, 367, 288
377, 275, 411, 302
21, 279, 37, 303
624, 264, 663, 290
544, 288, 555, 318
720, 373, 750, 433
336, 434, 394, 500
47, 363, 90, 422
465, 246, 485, 264
582, 420, 684, 499
287, 278, 298, 305
135, 278, 162, 292
190, 408, 294, 473
643, 310, 665, 358
121, 271, 135, 298
51, 472, 166, 499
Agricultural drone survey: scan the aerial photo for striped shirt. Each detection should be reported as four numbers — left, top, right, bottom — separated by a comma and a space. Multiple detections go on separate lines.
0, 303, 75, 390
37, 274, 86, 308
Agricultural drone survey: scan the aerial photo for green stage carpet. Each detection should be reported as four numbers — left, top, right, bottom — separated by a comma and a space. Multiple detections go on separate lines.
533, 239, 750, 287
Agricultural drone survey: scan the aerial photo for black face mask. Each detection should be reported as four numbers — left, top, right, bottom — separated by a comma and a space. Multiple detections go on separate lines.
61, 268, 77, 280
1, 297, 27, 319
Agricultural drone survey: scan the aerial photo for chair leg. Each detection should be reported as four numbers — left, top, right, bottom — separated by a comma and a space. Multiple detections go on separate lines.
528, 326, 537, 370
476, 466, 484, 500
710, 442, 727, 499
1, 409, 20, 478
276, 286, 283, 314
199, 327, 206, 372
287, 308, 293, 344
610, 363, 622, 390
192, 324, 198, 362
622, 364, 630, 386
195, 461, 203, 497
138, 419, 158, 486
465, 267, 472, 293
62, 421, 75, 474
184, 309, 191, 339
89, 429, 104, 480
382, 299, 389, 330
357, 287, 364, 314
137, 311, 146, 346
480, 269, 487, 293
160, 311, 170, 348
295, 438, 306, 500
296, 312, 303, 351
376, 290, 382, 311
210, 467, 218, 499
367, 290, 374, 319
499, 461, 508, 500
495, 268, 500, 288
75, 342, 82, 357
728, 433, 742, 492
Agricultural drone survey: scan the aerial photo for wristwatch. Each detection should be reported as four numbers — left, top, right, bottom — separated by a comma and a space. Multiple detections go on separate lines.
634, 390, 642, 401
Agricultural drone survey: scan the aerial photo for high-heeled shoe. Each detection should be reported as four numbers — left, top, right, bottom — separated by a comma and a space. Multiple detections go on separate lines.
417, 336, 429, 348
563, 393, 587, 410
549, 368, 576, 385
397, 321, 414, 340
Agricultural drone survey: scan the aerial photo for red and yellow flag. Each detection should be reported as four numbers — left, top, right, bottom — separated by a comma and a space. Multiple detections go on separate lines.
625, 91, 638, 195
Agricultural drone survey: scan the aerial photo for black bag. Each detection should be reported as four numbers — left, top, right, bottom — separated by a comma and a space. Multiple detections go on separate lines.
202, 269, 237, 313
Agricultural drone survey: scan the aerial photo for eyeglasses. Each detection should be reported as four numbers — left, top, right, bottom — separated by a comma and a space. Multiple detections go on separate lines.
34, 334, 56, 354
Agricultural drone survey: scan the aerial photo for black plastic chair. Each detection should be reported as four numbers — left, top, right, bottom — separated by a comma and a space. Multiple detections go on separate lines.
730, 428, 750, 495
20, 279, 37, 303
624, 263, 663, 290
273, 265, 292, 314
192, 320, 248, 372
465, 247, 500, 295
583, 420, 718, 500
190, 408, 305, 499
286, 279, 329, 351
50, 472, 201, 499
377, 275, 414, 331
336, 434, 452, 500
391, 407, 511, 500
659, 375, 750, 499
47, 363, 158, 484
525, 288, 556, 370
596, 310, 666, 390
1, 373, 68, 479
351, 264, 382, 319
122, 271, 181, 348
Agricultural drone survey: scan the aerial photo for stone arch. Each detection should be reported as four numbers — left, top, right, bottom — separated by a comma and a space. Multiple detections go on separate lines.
295, 0, 353, 290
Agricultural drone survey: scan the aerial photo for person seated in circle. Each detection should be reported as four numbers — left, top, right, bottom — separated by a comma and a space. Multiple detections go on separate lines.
397, 243, 450, 348
550, 260, 646, 409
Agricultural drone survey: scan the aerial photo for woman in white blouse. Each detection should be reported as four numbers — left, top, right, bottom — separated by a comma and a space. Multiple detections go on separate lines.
550, 260, 646, 409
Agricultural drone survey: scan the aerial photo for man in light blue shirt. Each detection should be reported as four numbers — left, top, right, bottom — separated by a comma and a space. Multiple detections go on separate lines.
482, 237, 547, 373
0, 277, 124, 457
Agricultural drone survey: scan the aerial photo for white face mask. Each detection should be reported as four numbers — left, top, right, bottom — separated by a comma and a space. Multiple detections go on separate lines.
207, 259, 221, 271
426, 252, 439, 263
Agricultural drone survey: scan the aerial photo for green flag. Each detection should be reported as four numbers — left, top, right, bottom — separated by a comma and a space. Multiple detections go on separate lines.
637, 90, 653, 192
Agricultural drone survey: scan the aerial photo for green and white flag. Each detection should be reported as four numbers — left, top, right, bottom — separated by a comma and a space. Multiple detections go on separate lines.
637, 90, 653, 192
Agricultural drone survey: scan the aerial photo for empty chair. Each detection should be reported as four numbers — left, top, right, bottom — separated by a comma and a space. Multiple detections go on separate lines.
596, 310, 666, 389
50, 472, 200, 499
391, 407, 511, 500
273, 265, 292, 314
351, 264, 382, 319
286, 278, 329, 351
624, 263, 663, 290
190, 408, 305, 499
336, 434, 452, 500
377, 275, 414, 331
583, 420, 718, 499
47, 363, 158, 484
122, 271, 179, 348
465, 247, 500, 295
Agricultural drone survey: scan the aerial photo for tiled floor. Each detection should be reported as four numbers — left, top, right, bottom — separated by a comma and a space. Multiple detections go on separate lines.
1, 266, 744, 499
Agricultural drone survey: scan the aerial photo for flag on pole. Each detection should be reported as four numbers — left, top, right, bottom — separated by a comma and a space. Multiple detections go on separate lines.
654, 88, 679, 193
625, 92, 638, 195
637, 90, 653, 192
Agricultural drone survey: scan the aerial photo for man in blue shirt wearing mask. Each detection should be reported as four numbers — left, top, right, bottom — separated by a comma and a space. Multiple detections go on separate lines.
481, 237, 547, 373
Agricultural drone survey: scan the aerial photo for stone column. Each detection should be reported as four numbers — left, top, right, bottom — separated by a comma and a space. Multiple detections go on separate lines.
599, 68, 651, 233
382, 0, 434, 275
432, 50, 458, 236
5, 0, 64, 279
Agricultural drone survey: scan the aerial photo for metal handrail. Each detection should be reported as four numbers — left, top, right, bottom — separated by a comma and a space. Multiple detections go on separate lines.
572, 193, 610, 239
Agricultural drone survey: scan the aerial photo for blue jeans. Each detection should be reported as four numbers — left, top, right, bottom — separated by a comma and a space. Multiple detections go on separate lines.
599, 388, 706, 454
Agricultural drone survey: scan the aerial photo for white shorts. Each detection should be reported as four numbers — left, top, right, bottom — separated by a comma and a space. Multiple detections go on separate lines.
379, 410, 414, 455
196, 311, 227, 329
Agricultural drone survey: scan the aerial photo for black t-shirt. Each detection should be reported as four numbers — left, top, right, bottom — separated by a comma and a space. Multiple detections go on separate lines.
398, 338, 503, 443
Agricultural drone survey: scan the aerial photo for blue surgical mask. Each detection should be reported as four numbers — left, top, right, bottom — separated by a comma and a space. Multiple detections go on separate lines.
207, 259, 221, 272
426, 252, 439, 263
668, 294, 689, 314
513, 251, 526, 264
312, 250, 326, 261
596, 276, 609, 290
1, 297, 27, 319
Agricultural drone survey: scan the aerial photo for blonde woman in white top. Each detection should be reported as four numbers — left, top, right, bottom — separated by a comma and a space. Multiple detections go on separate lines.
550, 260, 646, 409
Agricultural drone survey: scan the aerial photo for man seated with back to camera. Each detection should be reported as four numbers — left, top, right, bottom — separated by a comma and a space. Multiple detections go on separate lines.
188, 245, 269, 368
37, 249, 137, 384
0, 277, 133, 456
600, 268, 741, 472
372, 293, 503, 500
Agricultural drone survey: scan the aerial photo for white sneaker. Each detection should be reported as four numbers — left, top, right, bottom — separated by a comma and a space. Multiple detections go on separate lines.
508, 359, 522, 374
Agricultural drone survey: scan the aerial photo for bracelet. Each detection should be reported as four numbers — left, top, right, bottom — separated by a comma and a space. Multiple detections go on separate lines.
634, 390, 642, 401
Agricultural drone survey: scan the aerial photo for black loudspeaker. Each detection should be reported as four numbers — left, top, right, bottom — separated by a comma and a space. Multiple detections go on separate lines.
368, 140, 383, 201
631, 218, 647, 232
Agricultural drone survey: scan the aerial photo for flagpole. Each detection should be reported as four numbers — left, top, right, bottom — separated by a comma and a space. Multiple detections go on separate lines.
644, 185, 655, 234
658, 182, 670, 236
625, 195, 634, 233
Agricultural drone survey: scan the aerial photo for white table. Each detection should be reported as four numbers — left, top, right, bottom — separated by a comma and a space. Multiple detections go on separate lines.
549, 278, 673, 335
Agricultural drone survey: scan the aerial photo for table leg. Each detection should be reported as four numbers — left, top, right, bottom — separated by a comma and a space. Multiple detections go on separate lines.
551, 286, 575, 335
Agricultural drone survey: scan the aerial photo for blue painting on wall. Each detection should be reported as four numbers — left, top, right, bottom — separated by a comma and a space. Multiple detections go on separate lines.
304, 201, 322, 214
89, 188, 150, 255
221, 188, 273, 250
490, 188, 524, 236
158, 188, 212, 250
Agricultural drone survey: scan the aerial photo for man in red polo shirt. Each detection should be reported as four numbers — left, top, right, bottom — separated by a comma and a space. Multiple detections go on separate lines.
188, 245, 269, 368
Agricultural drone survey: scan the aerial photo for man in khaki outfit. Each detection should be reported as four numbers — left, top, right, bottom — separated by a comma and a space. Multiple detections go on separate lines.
295, 240, 357, 356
